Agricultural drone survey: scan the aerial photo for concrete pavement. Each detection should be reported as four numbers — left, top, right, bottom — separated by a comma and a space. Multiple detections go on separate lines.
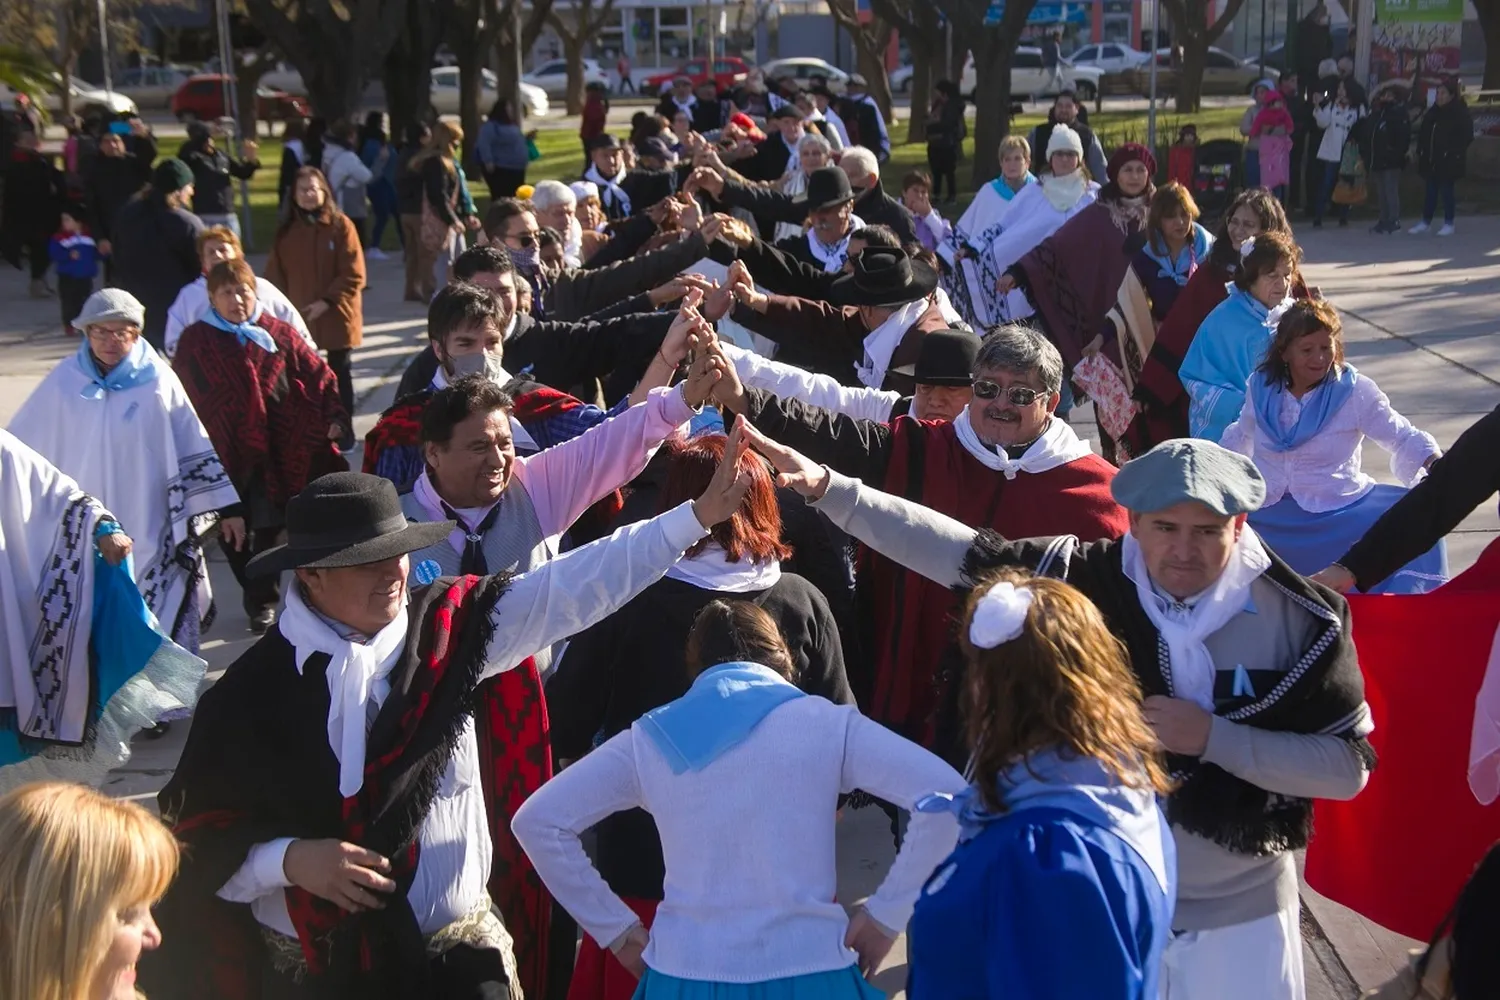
1, 221, 1495, 998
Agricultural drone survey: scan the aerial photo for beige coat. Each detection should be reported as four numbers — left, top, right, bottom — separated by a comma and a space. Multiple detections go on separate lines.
263, 207, 366, 350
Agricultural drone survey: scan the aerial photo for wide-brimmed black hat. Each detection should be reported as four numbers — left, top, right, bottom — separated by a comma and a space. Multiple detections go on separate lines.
246, 472, 455, 578
829, 247, 939, 308
792, 166, 854, 212
586, 133, 621, 152
891, 327, 982, 386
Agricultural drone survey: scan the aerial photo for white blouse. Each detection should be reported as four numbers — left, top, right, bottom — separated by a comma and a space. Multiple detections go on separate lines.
1221, 372, 1439, 513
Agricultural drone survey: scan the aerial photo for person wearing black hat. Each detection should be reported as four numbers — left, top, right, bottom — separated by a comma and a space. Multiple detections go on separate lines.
142, 438, 755, 1000
716, 326, 981, 425
108, 158, 206, 349
838, 75, 889, 161
583, 134, 633, 221
178, 119, 260, 237
737, 104, 805, 183
764, 165, 866, 272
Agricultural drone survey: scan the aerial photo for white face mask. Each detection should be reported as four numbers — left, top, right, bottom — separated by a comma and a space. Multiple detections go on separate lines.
445, 349, 506, 382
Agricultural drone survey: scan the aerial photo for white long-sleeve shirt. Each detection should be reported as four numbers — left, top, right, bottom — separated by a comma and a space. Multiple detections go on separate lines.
1220, 372, 1438, 513
163, 275, 316, 359
217, 501, 710, 938
720, 341, 901, 425
512, 698, 964, 983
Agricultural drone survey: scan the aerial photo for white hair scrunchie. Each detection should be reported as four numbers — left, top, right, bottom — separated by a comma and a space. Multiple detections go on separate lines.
1239, 236, 1258, 259
968, 581, 1035, 650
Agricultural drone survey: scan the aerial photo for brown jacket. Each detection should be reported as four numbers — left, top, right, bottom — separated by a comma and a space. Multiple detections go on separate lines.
263, 207, 365, 350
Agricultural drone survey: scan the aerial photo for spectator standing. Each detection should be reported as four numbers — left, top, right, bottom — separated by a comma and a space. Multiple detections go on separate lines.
278, 115, 307, 208
1, 130, 64, 298
83, 129, 151, 284
359, 111, 401, 258
1240, 80, 1278, 188
840, 74, 890, 161
110, 158, 205, 350
264, 166, 366, 452
11, 93, 43, 136
321, 119, 372, 249
617, 51, 635, 94
1296, 4, 1334, 102
581, 81, 610, 168
395, 121, 431, 301
48, 208, 102, 334
925, 80, 966, 204
1279, 74, 1313, 210
411, 121, 472, 297
1039, 28, 1065, 100
1030, 91, 1109, 182
178, 120, 259, 238
1410, 78, 1473, 237
1311, 79, 1365, 228
1365, 87, 1412, 234
477, 99, 530, 200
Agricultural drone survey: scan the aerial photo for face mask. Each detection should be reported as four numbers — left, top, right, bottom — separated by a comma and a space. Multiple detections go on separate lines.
445, 349, 506, 382
508, 244, 539, 276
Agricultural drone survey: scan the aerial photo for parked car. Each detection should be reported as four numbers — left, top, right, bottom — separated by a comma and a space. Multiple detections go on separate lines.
758, 58, 851, 93
1259, 29, 1350, 73
114, 65, 194, 110
1121, 47, 1279, 97
171, 75, 310, 123
0, 74, 138, 117
642, 57, 751, 95
1067, 43, 1152, 73
889, 64, 914, 92
429, 66, 550, 118
960, 49, 1105, 103
523, 58, 610, 97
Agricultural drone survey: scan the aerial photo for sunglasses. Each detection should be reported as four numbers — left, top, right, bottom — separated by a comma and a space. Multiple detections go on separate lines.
508, 233, 539, 249
972, 379, 1050, 406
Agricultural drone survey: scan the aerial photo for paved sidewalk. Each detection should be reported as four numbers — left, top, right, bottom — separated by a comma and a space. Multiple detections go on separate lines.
1, 224, 1496, 998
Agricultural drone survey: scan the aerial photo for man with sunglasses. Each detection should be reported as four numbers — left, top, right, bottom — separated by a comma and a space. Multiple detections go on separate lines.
710, 324, 1127, 754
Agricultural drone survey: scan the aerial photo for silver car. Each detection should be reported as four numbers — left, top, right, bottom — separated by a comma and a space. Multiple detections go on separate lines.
114, 65, 194, 110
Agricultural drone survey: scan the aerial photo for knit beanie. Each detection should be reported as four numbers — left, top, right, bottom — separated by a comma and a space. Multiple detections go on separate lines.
152, 157, 194, 194
1045, 123, 1084, 159
75, 288, 146, 329
1107, 142, 1157, 182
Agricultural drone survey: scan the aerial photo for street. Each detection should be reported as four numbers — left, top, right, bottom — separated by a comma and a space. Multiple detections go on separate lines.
1, 222, 1495, 997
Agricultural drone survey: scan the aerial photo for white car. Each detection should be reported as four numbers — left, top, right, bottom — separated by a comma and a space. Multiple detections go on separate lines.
430, 66, 549, 118
113, 65, 195, 110
0, 75, 138, 116
1066, 43, 1151, 74
960, 49, 1104, 102
889, 64, 914, 93
523, 58, 610, 97
758, 58, 850, 93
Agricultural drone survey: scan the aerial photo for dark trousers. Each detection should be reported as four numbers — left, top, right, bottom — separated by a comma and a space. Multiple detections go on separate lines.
1372, 167, 1402, 226
348, 214, 369, 248
260, 943, 512, 999
220, 525, 282, 615
326, 347, 356, 446
1422, 177, 1456, 224
485, 167, 527, 202
25, 233, 49, 280
370, 184, 400, 248
1314, 160, 1349, 223
926, 143, 958, 201
58, 273, 93, 330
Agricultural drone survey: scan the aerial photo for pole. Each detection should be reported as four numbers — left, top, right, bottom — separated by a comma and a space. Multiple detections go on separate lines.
1259, 0, 1268, 70
707, 0, 717, 62
1147, 0, 1159, 148
213, 0, 252, 248
1353, 0, 1373, 90
513, 0, 524, 124
96, 0, 113, 96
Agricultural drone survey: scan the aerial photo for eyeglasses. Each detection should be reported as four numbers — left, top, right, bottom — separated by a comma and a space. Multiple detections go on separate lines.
86, 326, 140, 342
972, 379, 1050, 406
507, 233, 539, 249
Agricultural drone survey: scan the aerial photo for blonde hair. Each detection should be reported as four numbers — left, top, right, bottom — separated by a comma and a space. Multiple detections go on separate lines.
410, 120, 464, 175
961, 569, 1173, 812
998, 134, 1032, 163
0, 782, 179, 1000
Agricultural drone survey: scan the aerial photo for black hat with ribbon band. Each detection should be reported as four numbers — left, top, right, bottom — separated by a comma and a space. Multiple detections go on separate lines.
792, 166, 855, 212
891, 327, 983, 387
246, 472, 456, 578
828, 247, 939, 308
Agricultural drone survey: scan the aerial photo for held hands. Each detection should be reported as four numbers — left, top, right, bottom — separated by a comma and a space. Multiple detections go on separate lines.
691, 418, 753, 528
611, 924, 650, 979
740, 418, 830, 499
662, 287, 712, 365
844, 909, 897, 979
97, 530, 133, 567
702, 279, 736, 322
700, 338, 746, 413
1310, 565, 1356, 593
1142, 696, 1213, 756
648, 273, 715, 308
283, 839, 396, 913
995, 273, 1016, 294
685, 167, 725, 199
682, 331, 728, 407
219, 516, 248, 552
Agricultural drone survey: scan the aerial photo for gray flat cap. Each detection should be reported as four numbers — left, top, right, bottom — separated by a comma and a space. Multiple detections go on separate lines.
74, 288, 146, 330
1111, 438, 1266, 516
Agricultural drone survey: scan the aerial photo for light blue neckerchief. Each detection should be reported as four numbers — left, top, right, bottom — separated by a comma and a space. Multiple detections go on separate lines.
639, 661, 805, 774
989, 172, 1037, 202
1142, 222, 1214, 286
75, 336, 162, 400
1250, 364, 1360, 452
201, 307, 278, 354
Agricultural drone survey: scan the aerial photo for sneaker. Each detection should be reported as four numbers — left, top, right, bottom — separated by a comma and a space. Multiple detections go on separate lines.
366, 247, 390, 261
1408, 221, 1430, 234
1437, 223, 1455, 236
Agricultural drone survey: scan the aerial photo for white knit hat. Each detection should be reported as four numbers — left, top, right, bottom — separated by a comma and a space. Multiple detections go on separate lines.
569, 180, 600, 202
1046, 123, 1084, 159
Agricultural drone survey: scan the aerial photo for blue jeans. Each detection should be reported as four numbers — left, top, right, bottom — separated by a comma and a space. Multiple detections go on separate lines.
199, 212, 241, 238
1244, 148, 1261, 189
368, 180, 400, 248
1314, 161, 1349, 223
1422, 177, 1456, 225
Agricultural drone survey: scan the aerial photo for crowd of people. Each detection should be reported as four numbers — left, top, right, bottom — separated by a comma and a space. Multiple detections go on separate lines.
0, 63, 1496, 1000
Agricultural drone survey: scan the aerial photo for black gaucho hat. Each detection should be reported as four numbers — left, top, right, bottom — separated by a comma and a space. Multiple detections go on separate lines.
891, 327, 983, 386
246, 472, 455, 578
792, 166, 855, 213
829, 247, 939, 308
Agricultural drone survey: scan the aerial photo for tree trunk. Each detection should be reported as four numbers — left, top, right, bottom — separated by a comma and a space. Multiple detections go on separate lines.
384, 1, 444, 139
457, 45, 485, 167
968, 40, 1015, 188
1175, 35, 1208, 111
1479, 0, 1500, 89
235, 51, 276, 138
854, 24, 895, 126
906, 59, 932, 146
564, 39, 587, 115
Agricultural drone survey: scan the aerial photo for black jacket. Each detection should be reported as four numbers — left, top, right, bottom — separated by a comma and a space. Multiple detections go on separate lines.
1, 147, 64, 237
1363, 104, 1412, 171
179, 139, 260, 216
544, 229, 711, 322
926, 96, 967, 148
421, 156, 461, 227
737, 135, 794, 182
395, 145, 425, 216
85, 153, 151, 241
691, 97, 729, 134
716, 176, 917, 245
1416, 99, 1473, 181
110, 196, 205, 348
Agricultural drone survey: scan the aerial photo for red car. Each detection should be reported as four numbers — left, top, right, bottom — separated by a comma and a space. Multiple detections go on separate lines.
171, 74, 310, 124
643, 57, 750, 96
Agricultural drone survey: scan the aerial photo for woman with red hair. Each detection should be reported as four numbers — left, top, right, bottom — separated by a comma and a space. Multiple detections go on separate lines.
544, 431, 856, 1000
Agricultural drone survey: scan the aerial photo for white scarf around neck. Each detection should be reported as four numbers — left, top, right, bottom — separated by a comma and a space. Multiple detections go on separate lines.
1040, 170, 1089, 212
952, 410, 1093, 479
584, 163, 632, 215
805, 212, 865, 273
856, 296, 931, 388
278, 584, 410, 797
1121, 526, 1271, 712
664, 543, 783, 593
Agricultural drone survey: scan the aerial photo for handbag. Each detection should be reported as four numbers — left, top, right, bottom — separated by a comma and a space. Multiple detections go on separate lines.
1332, 140, 1367, 205
419, 167, 459, 253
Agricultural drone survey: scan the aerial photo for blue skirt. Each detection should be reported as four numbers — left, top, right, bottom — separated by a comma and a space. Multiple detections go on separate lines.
632, 967, 884, 1000
1250, 486, 1449, 595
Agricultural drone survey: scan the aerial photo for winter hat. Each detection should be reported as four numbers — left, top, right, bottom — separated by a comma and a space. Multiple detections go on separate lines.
1107, 142, 1157, 182
570, 180, 600, 203
152, 157, 194, 194
1045, 123, 1084, 159
74, 288, 146, 330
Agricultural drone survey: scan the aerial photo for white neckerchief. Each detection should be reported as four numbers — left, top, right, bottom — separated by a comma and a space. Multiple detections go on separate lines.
672, 95, 697, 113
1040, 170, 1089, 212
805, 212, 865, 273
951, 410, 1093, 479
664, 543, 783, 593
278, 585, 410, 797
564, 215, 583, 266
584, 163, 632, 216
855, 296, 930, 388
1121, 527, 1271, 712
